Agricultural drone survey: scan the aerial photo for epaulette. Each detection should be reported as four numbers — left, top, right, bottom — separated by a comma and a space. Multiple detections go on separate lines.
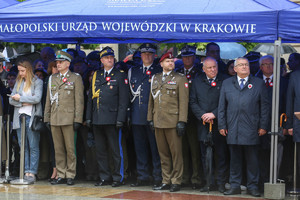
75, 72, 80, 76
120, 70, 124, 73
178, 73, 184, 76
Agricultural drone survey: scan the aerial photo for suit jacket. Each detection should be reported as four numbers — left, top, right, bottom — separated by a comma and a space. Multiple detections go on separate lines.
147, 71, 189, 128
44, 71, 84, 126
190, 73, 225, 141
218, 75, 270, 145
129, 63, 162, 125
86, 67, 129, 125
255, 73, 289, 148
286, 70, 300, 142
10, 77, 43, 129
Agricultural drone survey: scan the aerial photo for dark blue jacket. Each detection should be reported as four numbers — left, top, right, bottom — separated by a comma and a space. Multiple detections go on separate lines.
86, 67, 129, 125
129, 63, 162, 125
218, 75, 270, 145
286, 70, 300, 142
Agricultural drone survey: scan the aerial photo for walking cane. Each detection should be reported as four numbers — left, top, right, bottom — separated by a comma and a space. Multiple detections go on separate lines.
10, 115, 33, 185
287, 112, 300, 194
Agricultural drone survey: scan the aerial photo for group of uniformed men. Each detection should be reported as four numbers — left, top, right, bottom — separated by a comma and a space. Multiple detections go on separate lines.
43, 43, 300, 197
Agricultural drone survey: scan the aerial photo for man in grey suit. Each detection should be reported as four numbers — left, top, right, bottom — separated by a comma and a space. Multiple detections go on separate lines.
218, 57, 269, 197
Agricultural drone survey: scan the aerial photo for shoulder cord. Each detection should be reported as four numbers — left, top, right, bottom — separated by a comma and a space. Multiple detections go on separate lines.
128, 68, 142, 103
48, 75, 58, 106
91, 71, 100, 109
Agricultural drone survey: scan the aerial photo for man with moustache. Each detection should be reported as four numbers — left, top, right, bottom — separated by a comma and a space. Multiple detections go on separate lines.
128, 43, 162, 187
44, 51, 84, 185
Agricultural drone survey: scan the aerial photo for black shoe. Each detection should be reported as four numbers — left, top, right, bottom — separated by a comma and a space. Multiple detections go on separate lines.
67, 178, 74, 185
218, 184, 226, 193
200, 185, 217, 192
247, 189, 261, 197
153, 183, 170, 190
95, 179, 111, 186
170, 184, 181, 192
153, 180, 161, 187
51, 177, 66, 185
130, 180, 149, 187
224, 187, 241, 195
192, 183, 200, 190
111, 181, 124, 187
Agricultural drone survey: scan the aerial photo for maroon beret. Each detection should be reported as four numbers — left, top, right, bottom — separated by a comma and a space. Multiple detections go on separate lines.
159, 52, 174, 63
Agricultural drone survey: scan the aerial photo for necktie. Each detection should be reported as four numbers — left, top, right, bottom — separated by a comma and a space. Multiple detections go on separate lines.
240, 79, 245, 89
105, 71, 108, 78
265, 77, 270, 87
144, 67, 147, 74
209, 78, 213, 84
162, 74, 167, 81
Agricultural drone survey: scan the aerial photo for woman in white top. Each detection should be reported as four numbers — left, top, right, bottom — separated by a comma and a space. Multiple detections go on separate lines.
9, 58, 43, 182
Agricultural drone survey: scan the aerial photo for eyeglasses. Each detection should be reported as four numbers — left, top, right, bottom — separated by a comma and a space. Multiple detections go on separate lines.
235, 63, 249, 67
261, 63, 273, 67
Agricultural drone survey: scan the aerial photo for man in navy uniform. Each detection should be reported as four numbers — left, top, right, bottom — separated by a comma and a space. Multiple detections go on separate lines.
218, 57, 269, 197
176, 45, 202, 189
86, 47, 129, 187
190, 57, 229, 193
128, 43, 162, 187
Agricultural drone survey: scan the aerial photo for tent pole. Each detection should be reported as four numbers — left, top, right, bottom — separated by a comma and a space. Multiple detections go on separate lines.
76, 43, 81, 51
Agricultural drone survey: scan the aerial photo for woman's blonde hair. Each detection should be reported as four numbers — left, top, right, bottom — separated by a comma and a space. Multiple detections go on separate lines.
16, 58, 35, 92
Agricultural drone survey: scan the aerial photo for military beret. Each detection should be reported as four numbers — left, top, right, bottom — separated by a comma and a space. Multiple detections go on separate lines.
159, 52, 174, 62
100, 46, 115, 59
180, 45, 196, 57
244, 51, 261, 63
55, 51, 73, 62
139, 43, 157, 53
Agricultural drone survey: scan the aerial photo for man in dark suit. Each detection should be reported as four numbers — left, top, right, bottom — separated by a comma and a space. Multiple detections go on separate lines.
128, 43, 162, 187
256, 55, 289, 191
286, 56, 300, 180
218, 57, 269, 197
190, 57, 229, 193
176, 45, 202, 189
86, 46, 130, 187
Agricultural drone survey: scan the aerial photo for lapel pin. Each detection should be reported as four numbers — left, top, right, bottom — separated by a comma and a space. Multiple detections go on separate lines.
248, 84, 253, 89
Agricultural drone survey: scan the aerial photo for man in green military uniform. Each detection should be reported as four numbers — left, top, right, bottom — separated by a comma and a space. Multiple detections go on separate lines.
148, 52, 189, 192
44, 51, 84, 185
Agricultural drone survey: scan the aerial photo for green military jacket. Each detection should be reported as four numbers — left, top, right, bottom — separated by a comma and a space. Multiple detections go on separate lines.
44, 71, 84, 126
147, 70, 189, 128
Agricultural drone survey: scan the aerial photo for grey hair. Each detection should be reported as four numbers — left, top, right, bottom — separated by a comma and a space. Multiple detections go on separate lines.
234, 57, 249, 67
203, 56, 218, 68
259, 55, 274, 66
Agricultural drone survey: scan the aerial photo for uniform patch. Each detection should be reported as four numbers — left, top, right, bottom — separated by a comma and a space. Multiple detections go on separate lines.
248, 84, 253, 89
168, 81, 176, 85
185, 83, 188, 88
211, 82, 216, 87
67, 82, 73, 85
125, 79, 128, 84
